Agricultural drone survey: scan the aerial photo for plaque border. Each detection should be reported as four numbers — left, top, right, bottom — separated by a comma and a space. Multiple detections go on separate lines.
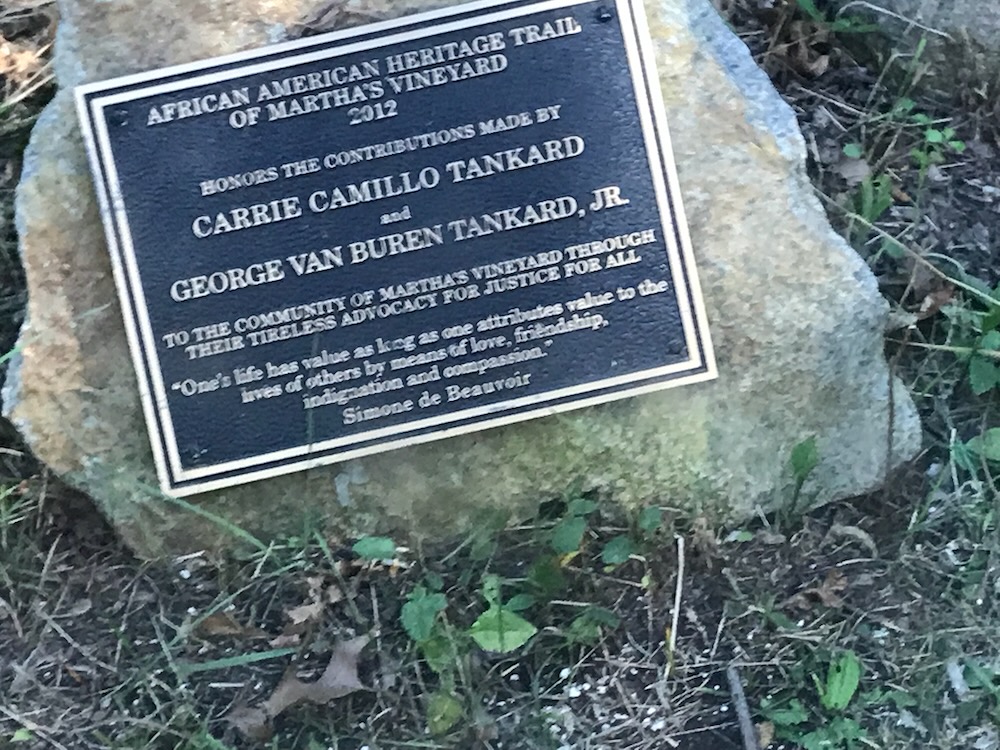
76, 0, 717, 497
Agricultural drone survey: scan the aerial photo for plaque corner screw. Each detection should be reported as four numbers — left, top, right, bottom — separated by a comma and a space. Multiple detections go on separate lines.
596, 6, 615, 22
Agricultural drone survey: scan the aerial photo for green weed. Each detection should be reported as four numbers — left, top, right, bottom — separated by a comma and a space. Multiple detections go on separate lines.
761, 650, 869, 750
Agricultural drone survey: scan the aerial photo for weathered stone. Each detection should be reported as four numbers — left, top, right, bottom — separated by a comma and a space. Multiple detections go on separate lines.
3, 0, 921, 558
830, 0, 1000, 91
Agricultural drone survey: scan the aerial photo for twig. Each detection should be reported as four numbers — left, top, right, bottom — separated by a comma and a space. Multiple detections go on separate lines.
664, 535, 685, 680
726, 665, 760, 750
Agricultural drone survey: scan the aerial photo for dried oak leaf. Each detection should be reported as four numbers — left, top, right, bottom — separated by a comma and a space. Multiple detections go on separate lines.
268, 633, 302, 648
226, 635, 370, 740
195, 611, 266, 639
285, 601, 324, 627
757, 720, 776, 747
0, 35, 42, 85
807, 568, 848, 608
916, 283, 956, 321
282, 575, 341, 632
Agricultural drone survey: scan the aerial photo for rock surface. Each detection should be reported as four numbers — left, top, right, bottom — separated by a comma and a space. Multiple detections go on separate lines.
3, 0, 921, 558
830, 0, 1000, 90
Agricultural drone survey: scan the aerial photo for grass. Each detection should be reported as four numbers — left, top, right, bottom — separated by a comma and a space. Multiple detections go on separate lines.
4, 1, 1000, 748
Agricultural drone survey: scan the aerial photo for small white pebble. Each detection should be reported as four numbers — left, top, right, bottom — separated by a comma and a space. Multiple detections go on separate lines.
559, 667, 571, 680
596, 685, 607, 695
651, 718, 667, 732
509, 674, 520, 682
582, 682, 591, 691
187, 607, 197, 616
646, 707, 656, 716
179, 569, 192, 579
567, 685, 582, 698
720, 704, 729, 713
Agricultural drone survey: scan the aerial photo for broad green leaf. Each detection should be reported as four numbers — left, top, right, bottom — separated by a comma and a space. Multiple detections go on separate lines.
582, 606, 620, 628
893, 98, 916, 115
842, 143, 864, 159
551, 516, 587, 554
981, 330, 1000, 350
638, 506, 663, 533
564, 606, 620, 645
966, 428, 1000, 463
601, 535, 634, 565
505, 593, 535, 612
566, 498, 599, 516
426, 691, 463, 735
725, 529, 754, 543
352, 536, 396, 560
969, 357, 1000, 395
963, 657, 1000, 692
420, 630, 458, 675
401, 587, 448, 642
821, 651, 862, 711
11, 729, 33, 743
565, 614, 601, 645
790, 437, 819, 484
984, 307, 1000, 337
765, 698, 809, 726
527, 555, 566, 596
925, 128, 945, 143
469, 606, 537, 653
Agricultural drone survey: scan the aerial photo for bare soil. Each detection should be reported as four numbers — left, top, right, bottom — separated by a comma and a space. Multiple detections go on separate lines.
3, 2, 1000, 749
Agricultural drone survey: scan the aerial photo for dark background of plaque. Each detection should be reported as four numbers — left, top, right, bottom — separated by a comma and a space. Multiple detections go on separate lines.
84, 0, 707, 485
5, 0, 1000, 748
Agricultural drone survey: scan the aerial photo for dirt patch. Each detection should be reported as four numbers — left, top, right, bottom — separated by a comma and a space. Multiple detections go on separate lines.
3, 2, 1000, 749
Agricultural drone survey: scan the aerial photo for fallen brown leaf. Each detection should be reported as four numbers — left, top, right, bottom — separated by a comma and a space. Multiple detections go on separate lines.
226, 635, 370, 740
757, 720, 776, 747
326, 583, 344, 604
226, 706, 272, 742
827, 523, 879, 557
833, 156, 871, 187
892, 185, 913, 204
268, 633, 302, 648
196, 611, 266, 639
785, 568, 848, 610
916, 283, 956, 321
281, 575, 343, 632
0, 34, 42, 86
285, 601, 324, 627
